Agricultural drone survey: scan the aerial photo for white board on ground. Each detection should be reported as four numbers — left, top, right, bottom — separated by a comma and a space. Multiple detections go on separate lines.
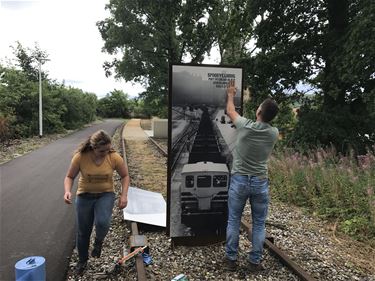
123, 186, 166, 227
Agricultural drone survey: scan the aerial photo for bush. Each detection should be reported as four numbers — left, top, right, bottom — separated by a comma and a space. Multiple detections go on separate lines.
288, 106, 375, 154
270, 146, 375, 241
0, 114, 13, 143
0, 64, 98, 141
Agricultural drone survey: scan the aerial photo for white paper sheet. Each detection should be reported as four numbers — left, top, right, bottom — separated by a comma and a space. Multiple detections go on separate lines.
122, 186, 166, 227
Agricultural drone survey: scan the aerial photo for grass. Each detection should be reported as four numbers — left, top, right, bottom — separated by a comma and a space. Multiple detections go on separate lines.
0, 132, 74, 164
269, 146, 375, 242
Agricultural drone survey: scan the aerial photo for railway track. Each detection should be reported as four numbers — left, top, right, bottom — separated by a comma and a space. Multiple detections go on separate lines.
148, 133, 317, 281
170, 121, 199, 171
120, 125, 148, 281
148, 137, 167, 157
58, 120, 374, 280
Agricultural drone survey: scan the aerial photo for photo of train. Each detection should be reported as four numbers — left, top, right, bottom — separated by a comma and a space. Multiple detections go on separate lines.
180, 161, 229, 230
168, 64, 242, 239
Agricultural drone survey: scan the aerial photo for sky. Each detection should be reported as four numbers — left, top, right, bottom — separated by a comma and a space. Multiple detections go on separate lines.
0, 0, 146, 98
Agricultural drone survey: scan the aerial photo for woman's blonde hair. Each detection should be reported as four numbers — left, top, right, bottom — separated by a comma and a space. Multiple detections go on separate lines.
75, 130, 115, 154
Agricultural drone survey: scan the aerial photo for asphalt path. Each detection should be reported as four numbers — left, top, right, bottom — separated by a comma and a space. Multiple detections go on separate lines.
0, 119, 124, 281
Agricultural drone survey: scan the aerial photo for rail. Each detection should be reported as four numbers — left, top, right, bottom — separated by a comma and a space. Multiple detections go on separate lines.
148, 137, 167, 157
241, 220, 316, 281
121, 123, 148, 281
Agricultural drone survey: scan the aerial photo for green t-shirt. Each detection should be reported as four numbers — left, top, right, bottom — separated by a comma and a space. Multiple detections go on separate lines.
231, 116, 279, 178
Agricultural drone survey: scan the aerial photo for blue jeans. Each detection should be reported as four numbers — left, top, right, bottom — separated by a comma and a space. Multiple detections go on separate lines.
225, 174, 269, 264
75, 192, 115, 262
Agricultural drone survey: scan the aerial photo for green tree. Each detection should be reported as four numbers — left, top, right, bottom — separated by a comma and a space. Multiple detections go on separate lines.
208, 0, 253, 64
1, 44, 98, 140
57, 85, 97, 129
42, 83, 66, 133
0, 65, 39, 137
97, 90, 130, 118
98, 0, 375, 152
126, 97, 151, 118
244, 0, 375, 153
11, 41, 49, 82
97, 0, 219, 117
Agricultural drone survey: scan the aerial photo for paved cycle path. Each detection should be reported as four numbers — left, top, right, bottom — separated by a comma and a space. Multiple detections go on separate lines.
0, 119, 124, 281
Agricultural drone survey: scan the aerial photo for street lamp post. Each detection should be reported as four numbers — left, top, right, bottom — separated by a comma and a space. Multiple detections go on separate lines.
37, 57, 50, 137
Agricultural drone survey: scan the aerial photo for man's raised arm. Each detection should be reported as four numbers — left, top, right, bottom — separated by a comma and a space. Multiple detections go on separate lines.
226, 79, 240, 122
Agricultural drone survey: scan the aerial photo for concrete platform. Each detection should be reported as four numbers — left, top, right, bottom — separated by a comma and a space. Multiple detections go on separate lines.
123, 119, 148, 140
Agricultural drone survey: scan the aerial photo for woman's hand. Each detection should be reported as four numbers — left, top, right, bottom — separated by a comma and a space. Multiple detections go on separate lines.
64, 191, 72, 204
118, 194, 128, 209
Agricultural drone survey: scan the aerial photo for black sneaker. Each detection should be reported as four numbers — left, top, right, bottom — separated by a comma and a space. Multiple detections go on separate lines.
75, 260, 87, 275
223, 257, 237, 271
248, 261, 265, 272
91, 243, 102, 258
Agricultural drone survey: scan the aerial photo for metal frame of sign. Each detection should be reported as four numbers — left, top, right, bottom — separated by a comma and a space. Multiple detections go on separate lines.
167, 63, 243, 245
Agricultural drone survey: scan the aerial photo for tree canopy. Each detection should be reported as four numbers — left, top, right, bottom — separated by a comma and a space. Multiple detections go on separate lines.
97, 89, 132, 118
0, 43, 98, 140
97, 0, 225, 117
98, 0, 375, 153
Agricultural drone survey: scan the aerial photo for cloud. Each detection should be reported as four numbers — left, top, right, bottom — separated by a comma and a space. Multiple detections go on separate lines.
0, 0, 145, 98
0, 1, 37, 11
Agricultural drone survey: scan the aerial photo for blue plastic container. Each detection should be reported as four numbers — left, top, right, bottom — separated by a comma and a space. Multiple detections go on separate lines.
142, 252, 153, 265
15, 256, 45, 281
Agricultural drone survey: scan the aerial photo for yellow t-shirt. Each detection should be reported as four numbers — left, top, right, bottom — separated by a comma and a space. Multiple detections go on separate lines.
71, 151, 124, 194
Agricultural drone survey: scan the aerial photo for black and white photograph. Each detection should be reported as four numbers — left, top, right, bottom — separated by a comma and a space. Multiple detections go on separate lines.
168, 64, 243, 239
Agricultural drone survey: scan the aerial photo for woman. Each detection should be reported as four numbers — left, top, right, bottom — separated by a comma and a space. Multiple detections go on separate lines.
63, 130, 129, 275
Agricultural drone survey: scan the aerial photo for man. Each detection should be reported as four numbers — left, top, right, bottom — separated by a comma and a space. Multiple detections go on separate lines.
224, 79, 279, 272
